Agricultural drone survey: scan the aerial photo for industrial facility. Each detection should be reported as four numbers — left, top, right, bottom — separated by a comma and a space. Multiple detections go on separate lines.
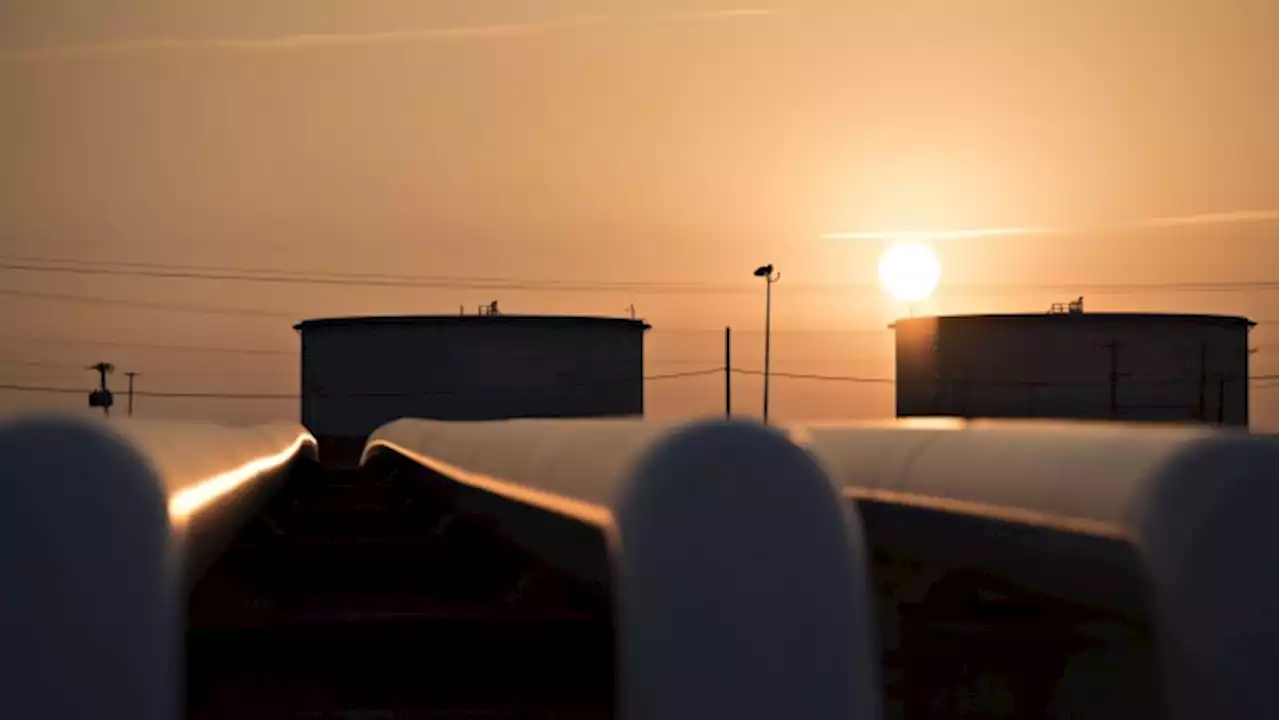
296, 309, 650, 464
893, 299, 1256, 425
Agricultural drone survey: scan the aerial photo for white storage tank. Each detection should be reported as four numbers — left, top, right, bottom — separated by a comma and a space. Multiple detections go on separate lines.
893, 306, 1255, 425
296, 313, 650, 464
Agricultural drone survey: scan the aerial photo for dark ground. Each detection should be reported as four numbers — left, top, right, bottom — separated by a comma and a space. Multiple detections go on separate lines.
186, 461, 613, 720
186, 460, 1167, 720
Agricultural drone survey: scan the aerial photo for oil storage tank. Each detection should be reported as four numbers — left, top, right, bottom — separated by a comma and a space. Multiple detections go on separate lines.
296, 312, 650, 465
893, 302, 1255, 426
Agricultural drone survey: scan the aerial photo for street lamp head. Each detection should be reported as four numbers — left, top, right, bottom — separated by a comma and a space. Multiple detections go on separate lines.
753, 264, 774, 277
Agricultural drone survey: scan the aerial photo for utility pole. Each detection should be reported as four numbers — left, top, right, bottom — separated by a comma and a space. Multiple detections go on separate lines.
125, 371, 138, 417
1197, 340, 1207, 422
1094, 339, 1127, 420
1216, 375, 1226, 425
724, 326, 732, 419
1108, 341, 1119, 420
764, 283, 771, 423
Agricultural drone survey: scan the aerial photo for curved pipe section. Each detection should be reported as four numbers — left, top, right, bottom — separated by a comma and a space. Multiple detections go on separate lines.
790, 419, 1277, 720
0, 413, 316, 720
111, 417, 316, 585
790, 419, 1172, 612
363, 417, 880, 720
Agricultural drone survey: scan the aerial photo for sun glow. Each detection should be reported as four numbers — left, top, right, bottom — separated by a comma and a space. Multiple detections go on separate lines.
877, 243, 941, 302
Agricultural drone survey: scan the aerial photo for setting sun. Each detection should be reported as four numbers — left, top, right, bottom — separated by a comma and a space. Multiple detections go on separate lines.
877, 243, 941, 302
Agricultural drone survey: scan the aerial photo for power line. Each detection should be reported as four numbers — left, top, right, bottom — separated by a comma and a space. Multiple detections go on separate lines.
133, 390, 298, 399
0, 285, 891, 329
0, 335, 295, 356
730, 369, 1280, 386
0, 260, 767, 294
0, 253, 986, 295
0, 286, 300, 319
0, 382, 85, 395
0, 383, 298, 399
0, 367, 724, 399
0, 257, 1275, 297
5, 371, 1278, 399
1, 274, 1270, 329
0, 356, 299, 376
0, 253, 719, 288
0, 330, 911, 362
643, 368, 724, 380
132, 368, 299, 377
0, 357, 85, 370
731, 368, 894, 384
658, 327, 890, 335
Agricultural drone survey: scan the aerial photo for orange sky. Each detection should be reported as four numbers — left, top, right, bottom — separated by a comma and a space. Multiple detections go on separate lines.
1, 0, 1276, 429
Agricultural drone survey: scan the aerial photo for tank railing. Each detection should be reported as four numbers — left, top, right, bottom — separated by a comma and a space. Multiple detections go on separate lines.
790, 418, 1277, 720
362, 418, 881, 720
0, 414, 317, 720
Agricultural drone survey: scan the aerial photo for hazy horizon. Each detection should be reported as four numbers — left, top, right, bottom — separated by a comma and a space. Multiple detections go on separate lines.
2, 0, 1276, 430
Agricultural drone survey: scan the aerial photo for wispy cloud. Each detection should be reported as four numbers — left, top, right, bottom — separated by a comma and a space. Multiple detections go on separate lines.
667, 8, 777, 21
0, 9, 774, 62
822, 227, 1066, 242
1135, 209, 1279, 229
1, 25, 541, 61
824, 209, 1279, 242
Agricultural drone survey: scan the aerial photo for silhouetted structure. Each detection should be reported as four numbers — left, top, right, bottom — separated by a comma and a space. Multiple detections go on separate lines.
125, 371, 138, 416
753, 264, 780, 424
87, 362, 114, 416
893, 305, 1255, 425
295, 313, 650, 465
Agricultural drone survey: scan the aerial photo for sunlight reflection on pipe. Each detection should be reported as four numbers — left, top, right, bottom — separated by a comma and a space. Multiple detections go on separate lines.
167, 432, 314, 523
840, 485, 1125, 539
364, 439, 613, 528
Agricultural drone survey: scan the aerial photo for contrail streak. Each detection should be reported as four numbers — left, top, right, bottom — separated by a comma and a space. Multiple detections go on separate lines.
1136, 209, 1279, 228
667, 9, 777, 21
0, 25, 543, 60
822, 227, 1065, 242
824, 209, 1279, 242
0, 10, 774, 62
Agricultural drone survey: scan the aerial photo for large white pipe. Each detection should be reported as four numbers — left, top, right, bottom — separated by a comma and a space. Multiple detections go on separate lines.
110, 417, 317, 584
363, 417, 881, 720
0, 413, 316, 720
790, 419, 1224, 535
790, 419, 1277, 720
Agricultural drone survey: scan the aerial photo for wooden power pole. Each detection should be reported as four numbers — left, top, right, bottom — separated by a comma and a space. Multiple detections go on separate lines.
1094, 339, 1126, 420
1107, 340, 1119, 419
1197, 341, 1208, 422
724, 327, 731, 419
125, 372, 138, 417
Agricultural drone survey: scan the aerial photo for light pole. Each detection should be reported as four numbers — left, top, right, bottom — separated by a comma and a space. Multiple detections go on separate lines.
753, 264, 780, 424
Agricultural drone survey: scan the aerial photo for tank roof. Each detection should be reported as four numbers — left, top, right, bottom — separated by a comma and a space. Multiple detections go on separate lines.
891, 312, 1255, 330
294, 314, 652, 332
